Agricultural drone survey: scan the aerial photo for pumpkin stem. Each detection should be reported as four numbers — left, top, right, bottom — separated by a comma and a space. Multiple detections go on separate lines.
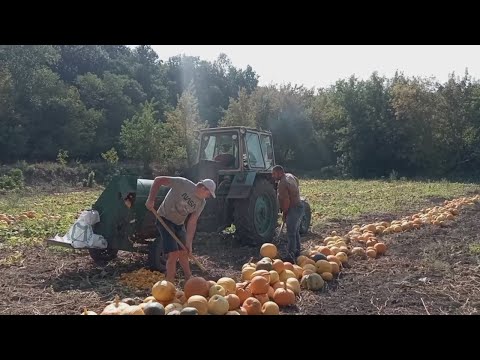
83, 308, 88, 314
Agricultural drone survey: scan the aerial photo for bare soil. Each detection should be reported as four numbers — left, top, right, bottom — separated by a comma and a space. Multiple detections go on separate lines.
1, 204, 479, 315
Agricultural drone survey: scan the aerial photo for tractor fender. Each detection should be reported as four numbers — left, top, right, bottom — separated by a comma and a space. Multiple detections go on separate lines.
226, 171, 257, 199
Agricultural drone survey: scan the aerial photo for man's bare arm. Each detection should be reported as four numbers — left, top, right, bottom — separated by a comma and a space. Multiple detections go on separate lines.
145, 176, 173, 210
185, 212, 200, 253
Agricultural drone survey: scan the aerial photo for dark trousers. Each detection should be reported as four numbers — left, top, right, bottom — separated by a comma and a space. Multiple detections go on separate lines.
286, 202, 304, 257
155, 217, 186, 254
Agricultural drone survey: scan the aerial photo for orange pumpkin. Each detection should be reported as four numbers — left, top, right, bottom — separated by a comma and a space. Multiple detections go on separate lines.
327, 255, 341, 266
302, 258, 316, 267
272, 281, 285, 290
273, 283, 295, 307
237, 307, 248, 315
366, 248, 377, 258
184, 277, 209, 299
225, 294, 241, 311
250, 276, 269, 295
319, 247, 333, 256
296, 255, 308, 266
267, 286, 275, 300
243, 297, 262, 315
236, 282, 252, 304
302, 269, 314, 277
254, 293, 269, 305
329, 261, 340, 275
207, 280, 217, 289
366, 239, 377, 247
321, 272, 333, 281
374, 242, 386, 255
283, 262, 294, 272
272, 259, 285, 274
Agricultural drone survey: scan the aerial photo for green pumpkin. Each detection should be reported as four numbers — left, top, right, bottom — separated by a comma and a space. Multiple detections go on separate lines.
181, 307, 199, 315
167, 310, 181, 315
301, 273, 324, 291
256, 259, 273, 271
143, 302, 165, 315
311, 253, 328, 262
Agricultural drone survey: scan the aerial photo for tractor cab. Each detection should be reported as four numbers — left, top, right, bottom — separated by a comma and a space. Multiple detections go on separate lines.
196, 127, 275, 172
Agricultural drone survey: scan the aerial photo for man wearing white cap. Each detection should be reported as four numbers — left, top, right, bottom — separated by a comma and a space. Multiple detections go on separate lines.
145, 176, 216, 282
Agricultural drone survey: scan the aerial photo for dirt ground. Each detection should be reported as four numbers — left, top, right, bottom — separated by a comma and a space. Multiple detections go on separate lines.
1, 203, 479, 315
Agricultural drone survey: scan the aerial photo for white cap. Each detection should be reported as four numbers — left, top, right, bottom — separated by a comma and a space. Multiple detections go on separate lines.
198, 179, 216, 198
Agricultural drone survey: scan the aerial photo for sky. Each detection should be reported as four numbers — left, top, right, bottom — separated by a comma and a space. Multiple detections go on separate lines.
148, 45, 480, 89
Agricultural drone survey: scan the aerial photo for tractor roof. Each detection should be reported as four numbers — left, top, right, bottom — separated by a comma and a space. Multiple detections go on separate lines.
199, 126, 272, 135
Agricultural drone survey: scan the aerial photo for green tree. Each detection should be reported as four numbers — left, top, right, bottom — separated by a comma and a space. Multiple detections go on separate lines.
164, 83, 206, 167
120, 99, 167, 173
220, 88, 257, 128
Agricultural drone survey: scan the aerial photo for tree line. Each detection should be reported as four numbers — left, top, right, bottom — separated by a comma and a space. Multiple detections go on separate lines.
1, 45, 479, 179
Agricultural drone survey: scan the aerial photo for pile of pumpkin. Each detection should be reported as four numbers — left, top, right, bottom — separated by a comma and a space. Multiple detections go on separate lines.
84, 276, 285, 315
119, 268, 166, 290
85, 243, 326, 315
84, 194, 479, 315
301, 194, 480, 261
0, 211, 62, 227
0, 211, 36, 225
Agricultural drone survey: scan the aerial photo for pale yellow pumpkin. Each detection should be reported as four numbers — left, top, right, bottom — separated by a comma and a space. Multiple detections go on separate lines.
187, 295, 208, 315
152, 280, 176, 302
208, 295, 229, 315
209, 284, 226, 297
262, 301, 280, 315
286, 278, 300, 295
216, 277, 236, 294
260, 243, 277, 258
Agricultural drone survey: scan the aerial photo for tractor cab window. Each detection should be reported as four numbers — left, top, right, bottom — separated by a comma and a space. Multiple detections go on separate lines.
260, 135, 274, 169
201, 135, 216, 160
245, 132, 266, 169
199, 132, 239, 169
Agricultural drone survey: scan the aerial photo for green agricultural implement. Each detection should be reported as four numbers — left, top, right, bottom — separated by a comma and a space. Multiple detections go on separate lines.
48, 126, 312, 270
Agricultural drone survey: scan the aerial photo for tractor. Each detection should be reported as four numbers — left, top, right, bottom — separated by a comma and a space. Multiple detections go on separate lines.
48, 126, 312, 271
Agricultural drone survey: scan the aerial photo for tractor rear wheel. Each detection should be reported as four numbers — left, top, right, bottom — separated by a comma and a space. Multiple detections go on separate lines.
233, 178, 278, 246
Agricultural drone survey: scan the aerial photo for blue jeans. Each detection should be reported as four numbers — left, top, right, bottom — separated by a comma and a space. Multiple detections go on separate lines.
286, 203, 304, 256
